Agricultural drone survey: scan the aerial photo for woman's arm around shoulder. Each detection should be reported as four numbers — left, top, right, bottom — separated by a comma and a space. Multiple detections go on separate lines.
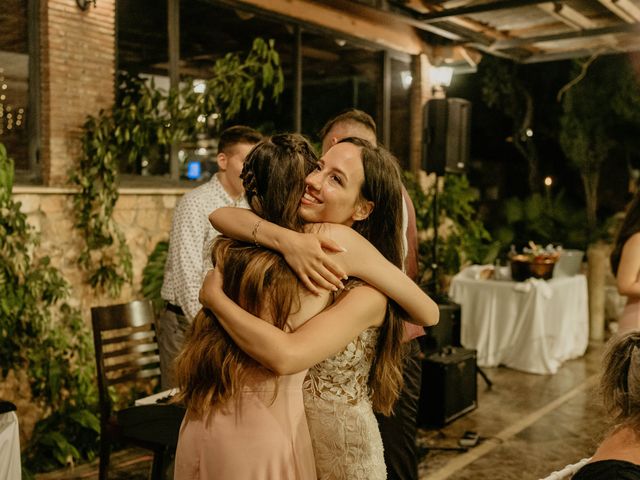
202, 269, 386, 375
317, 223, 439, 327
209, 207, 347, 293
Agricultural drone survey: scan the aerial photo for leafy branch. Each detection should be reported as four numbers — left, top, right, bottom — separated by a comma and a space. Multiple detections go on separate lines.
480, 56, 540, 192
0, 143, 100, 474
70, 38, 284, 297
404, 172, 495, 295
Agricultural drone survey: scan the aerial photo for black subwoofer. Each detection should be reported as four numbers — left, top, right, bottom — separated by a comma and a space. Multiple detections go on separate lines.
420, 302, 461, 355
417, 347, 477, 427
422, 98, 471, 175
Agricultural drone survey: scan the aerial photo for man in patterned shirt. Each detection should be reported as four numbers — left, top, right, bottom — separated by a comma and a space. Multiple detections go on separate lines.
158, 125, 262, 389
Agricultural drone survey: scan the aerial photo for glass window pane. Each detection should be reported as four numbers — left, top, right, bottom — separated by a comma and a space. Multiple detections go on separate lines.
117, 0, 168, 77
390, 57, 412, 169
117, 0, 170, 177
0, 0, 29, 170
301, 32, 381, 143
117, 0, 295, 179
180, 1, 295, 133
179, 1, 294, 179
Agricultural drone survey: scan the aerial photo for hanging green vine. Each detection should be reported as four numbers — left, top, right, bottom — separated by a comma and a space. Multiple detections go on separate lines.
0, 142, 100, 474
404, 172, 497, 295
70, 38, 284, 296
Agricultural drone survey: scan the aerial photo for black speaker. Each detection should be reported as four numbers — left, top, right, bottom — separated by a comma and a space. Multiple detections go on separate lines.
422, 98, 471, 175
420, 302, 462, 355
417, 347, 477, 427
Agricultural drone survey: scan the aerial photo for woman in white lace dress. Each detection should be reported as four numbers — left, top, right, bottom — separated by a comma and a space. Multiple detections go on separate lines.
201, 138, 439, 479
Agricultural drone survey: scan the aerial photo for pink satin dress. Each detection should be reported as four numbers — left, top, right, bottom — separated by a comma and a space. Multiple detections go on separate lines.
618, 298, 640, 335
174, 368, 316, 480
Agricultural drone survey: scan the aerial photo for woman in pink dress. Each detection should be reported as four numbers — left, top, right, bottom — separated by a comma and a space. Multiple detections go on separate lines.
173, 135, 322, 480
173, 135, 438, 479
611, 193, 640, 335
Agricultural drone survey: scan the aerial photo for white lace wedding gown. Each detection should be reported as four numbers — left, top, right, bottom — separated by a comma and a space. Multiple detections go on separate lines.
302, 326, 386, 480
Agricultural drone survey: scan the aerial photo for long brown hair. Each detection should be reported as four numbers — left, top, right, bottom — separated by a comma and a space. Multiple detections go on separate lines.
174, 134, 318, 419
338, 137, 407, 416
600, 331, 640, 432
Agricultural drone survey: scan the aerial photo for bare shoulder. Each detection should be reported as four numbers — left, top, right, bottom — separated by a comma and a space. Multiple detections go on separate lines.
621, 232, 640, 263
335, 283, 387, 317
318, 223, 366, 245
625, 232, 640, 249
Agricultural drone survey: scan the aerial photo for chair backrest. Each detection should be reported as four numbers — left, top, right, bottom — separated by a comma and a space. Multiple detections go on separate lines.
91, 300, 161, 418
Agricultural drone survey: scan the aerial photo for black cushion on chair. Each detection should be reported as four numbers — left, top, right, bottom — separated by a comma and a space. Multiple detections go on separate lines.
0, 401, 17, 414
117, 404, 186, 448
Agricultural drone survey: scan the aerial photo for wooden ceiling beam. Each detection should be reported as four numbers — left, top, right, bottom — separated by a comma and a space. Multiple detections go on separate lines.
521, 40, 640, 63
537, 2, 595, 31
599, 0, 640, 22
224, 0, 428, 54
390, 0, 509, 43
417, 0, 553, 22
491, 22, 640, 49
599, 0, 636, 22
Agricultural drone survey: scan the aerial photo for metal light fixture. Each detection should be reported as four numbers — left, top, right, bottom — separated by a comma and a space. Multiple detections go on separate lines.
429, 66, 454, 98
76, 0, 96, 11
429, 66, 454, 89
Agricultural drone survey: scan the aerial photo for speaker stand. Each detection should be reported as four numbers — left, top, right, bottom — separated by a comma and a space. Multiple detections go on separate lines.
477, 366, 493, 390
428, 173, 441, 297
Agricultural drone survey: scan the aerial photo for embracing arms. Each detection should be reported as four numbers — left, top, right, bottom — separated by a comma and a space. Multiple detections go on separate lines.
209, 207, 439, 327
203, 269, 387, 375
209, 207, 347, 293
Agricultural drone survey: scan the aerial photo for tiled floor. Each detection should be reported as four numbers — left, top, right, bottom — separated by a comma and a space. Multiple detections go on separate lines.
417, 341, 607, 480
37, 341, 608, 480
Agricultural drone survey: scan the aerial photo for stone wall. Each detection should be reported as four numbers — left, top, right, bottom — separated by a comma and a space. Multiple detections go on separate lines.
13, 186, 187, 319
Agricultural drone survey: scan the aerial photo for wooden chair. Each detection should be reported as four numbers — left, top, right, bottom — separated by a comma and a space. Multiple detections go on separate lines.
91, 300, 184, 480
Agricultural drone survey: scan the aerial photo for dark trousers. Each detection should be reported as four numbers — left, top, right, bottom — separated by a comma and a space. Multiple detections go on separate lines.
376, 339, 422, 480
156, 307, 190, 390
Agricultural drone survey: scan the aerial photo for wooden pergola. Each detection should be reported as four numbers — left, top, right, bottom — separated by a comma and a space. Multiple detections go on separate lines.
230, 0, 640, 71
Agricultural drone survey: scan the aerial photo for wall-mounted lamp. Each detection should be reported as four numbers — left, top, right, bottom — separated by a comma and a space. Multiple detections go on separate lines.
76, 0, 96, 11
429, 66, 454, 88
429, 66, 454, 98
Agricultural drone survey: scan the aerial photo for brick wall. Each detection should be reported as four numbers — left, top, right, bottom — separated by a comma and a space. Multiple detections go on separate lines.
40, 0, 115, 186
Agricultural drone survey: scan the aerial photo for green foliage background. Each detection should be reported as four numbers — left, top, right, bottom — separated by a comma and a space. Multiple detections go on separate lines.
0, 143, 100, 475
141, 240, 169, 312
492, 191, 588, 251
559, 56, 640, 236
404, 172, 496, 295
70, 38, 284, 297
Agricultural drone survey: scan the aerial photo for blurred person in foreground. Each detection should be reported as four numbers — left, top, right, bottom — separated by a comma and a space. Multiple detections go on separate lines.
573, 331, 640, 479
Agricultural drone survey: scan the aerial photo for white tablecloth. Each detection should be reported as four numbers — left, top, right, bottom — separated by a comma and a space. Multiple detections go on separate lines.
0, 411, 21, 480
448, 266, 589, 374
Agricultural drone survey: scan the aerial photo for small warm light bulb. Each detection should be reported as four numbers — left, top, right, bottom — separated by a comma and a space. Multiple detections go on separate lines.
526, 128, 533, 137
544, 176, 553, 187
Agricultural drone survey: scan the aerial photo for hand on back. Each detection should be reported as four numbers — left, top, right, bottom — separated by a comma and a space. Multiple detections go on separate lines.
280, 228, 348, 295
